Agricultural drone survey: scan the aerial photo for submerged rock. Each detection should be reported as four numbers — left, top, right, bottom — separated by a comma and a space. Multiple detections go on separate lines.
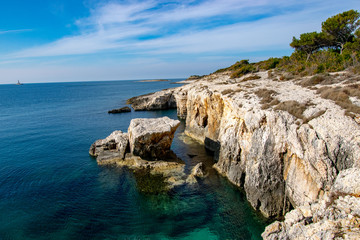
108, 106, 131, 114
90, 117, 187, 191
123, 154, 185, 188
128, 116, 180, 160
186, 162, 207, 184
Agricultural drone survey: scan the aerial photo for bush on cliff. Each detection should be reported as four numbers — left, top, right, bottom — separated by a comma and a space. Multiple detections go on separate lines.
214, 10, 360, 79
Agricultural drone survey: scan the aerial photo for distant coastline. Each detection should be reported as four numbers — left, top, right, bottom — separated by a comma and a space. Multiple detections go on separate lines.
137, 79, 169, 83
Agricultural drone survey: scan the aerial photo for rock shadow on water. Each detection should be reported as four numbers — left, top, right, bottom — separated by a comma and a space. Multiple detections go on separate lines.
132, 168, 168, 194
134, 181, 219, 239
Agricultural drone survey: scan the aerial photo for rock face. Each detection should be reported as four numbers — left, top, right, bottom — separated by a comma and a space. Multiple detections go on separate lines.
128, 116, 180, 160
89, 130, 129, 164
186, 162, 207, 184
127, 89, 176, 111
174, 72, 360, 218
262, 168, 360, 239
90, 117, 185, 190
108, 106, 131, 114
129, 71, 360, 221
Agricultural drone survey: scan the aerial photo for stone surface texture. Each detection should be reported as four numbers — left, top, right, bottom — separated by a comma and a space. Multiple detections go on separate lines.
128, 116, 180, 160
108, 106, 131, 114
90, 117, 186, 189
186, 162, 207, 184
89, 130, 129, 164
128, 71, 360, 223
262, 168, 360, 239
127, 88, 176, 111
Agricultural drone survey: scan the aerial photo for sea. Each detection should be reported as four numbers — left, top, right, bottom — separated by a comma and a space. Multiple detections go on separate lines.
0, 80, 267, 240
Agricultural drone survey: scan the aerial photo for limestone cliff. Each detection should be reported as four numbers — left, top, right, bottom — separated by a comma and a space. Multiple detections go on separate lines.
128, 71, 360, 222
262, 168, 360, 239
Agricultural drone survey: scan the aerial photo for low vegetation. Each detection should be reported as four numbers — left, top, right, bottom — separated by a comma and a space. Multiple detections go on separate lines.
242, 74, 261, 81
274, 101, 312, 120
212, 10, 360, 79
317, 84, 360, 117
207, 10, 360, 118
255, 89, 280, 109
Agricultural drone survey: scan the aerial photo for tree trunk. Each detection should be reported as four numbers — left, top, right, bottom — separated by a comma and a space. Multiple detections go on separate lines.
340, 43, 344, 55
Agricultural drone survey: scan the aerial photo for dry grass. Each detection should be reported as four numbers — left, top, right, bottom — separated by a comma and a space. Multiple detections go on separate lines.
303, 110, 327, 124
242, 74, 261, 82
255, 88, 280, 109
221, 88, 242, 96
298, 74, 335, 87
274, 101, 311, 119
222, 89, 235, 95
317, 85, 360, 117
343, 75, 360, 85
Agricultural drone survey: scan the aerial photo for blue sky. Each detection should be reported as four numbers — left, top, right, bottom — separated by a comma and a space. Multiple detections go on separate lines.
0, 0, 359, 83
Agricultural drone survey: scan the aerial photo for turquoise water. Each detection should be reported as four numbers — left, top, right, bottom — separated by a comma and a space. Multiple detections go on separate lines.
0, 80, 267, 239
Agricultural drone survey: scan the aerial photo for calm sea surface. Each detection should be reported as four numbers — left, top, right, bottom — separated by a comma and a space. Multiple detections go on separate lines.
0, 80, 267, 240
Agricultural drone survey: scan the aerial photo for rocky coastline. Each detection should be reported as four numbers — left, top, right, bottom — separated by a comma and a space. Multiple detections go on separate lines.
125, 70, 360, 238
89, 116, 206, 191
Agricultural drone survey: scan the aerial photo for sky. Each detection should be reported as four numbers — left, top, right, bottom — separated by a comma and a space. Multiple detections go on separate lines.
0, 0, 359, 84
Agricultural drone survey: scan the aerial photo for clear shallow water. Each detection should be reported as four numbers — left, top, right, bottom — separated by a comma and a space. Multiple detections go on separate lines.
0, 80, 267, 240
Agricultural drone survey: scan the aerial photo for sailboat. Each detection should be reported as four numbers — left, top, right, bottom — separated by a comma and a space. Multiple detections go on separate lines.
16, 80, 23, 85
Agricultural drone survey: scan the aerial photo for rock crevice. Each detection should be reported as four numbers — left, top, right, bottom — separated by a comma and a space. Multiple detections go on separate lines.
128, 72, 360, 221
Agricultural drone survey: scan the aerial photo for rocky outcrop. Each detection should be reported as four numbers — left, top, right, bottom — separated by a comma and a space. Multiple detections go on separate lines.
126, 88, 177, 111
126, 87, 190, 119
186, 162, 207, 184
89, 130, 129, 164
90, 117, 186, 190
128, 71, 360, 221
128, 117, 180, 160
262, 168, 360, 239
108, 106, 131, 114
116, 154, 186, 189
172, 72, 360, 218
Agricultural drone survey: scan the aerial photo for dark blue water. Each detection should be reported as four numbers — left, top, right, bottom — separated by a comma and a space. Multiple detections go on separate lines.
0, 80, 267, 240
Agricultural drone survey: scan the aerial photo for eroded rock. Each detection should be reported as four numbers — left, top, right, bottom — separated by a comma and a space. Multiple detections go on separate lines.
186, 162, 207, 184
89, 130, 129, 164
90, 117, 186, 191
108, 106, 131, 114
262, 168, 360, 240
127, 89, 176, 111
331, 168, 360, 197
128, 116, 180, 160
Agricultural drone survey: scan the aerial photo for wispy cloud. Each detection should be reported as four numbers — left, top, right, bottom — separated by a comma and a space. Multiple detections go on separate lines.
4, 0, 360, 60
0, 29, 32, 34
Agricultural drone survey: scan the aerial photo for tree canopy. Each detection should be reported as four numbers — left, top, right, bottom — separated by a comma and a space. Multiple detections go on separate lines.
290, 10, 360, 55
321, 10, 360, 53
290, 32, 326, 61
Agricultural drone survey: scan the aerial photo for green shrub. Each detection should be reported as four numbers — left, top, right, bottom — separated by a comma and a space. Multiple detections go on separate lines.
230, 64, 256, 78
257, 58, 281, 70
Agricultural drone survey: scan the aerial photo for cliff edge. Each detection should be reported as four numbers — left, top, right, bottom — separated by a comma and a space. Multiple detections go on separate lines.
128, 69, 360, 237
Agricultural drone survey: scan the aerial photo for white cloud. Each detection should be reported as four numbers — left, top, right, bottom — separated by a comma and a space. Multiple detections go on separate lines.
1, 0, 359, 83
3, 0, 333, 59
0, 29, 32, 34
